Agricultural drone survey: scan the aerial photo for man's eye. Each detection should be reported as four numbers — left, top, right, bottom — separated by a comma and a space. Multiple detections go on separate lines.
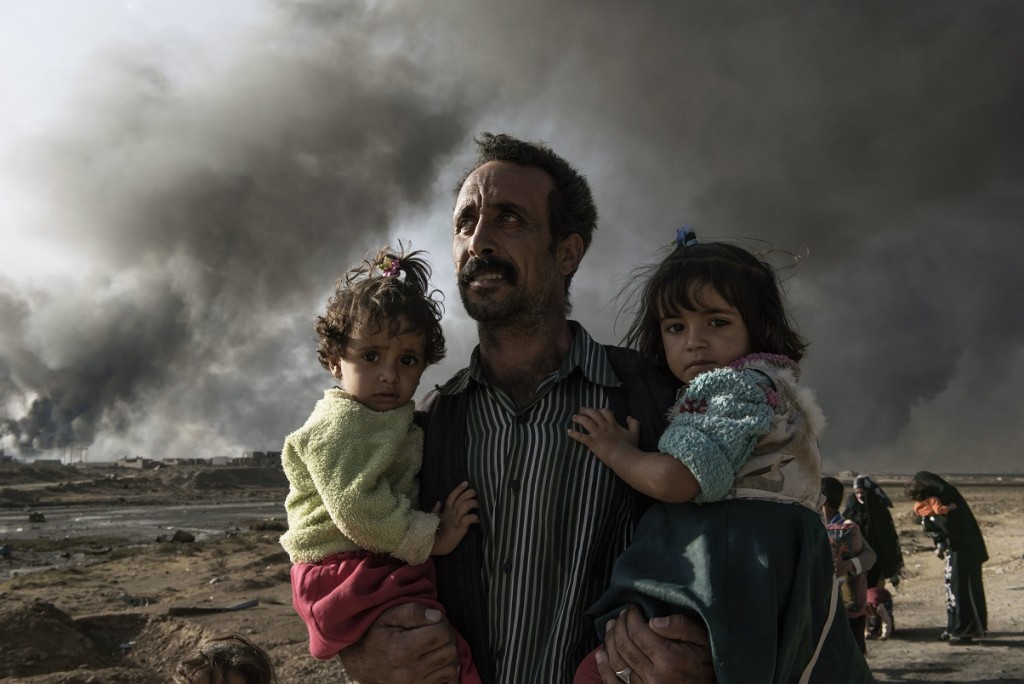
455, 215, 476, 233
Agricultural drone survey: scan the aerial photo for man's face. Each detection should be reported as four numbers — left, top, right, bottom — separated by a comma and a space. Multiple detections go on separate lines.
452, 161, 572, 326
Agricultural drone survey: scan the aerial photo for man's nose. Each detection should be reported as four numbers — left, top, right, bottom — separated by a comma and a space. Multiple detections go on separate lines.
467, 218, 498, 257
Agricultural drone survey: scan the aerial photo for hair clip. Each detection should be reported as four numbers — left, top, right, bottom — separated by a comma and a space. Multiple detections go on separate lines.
675, 225, 698, 248
378, 255, 401, 278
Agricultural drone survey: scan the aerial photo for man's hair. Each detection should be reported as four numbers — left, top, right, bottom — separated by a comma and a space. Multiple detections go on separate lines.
455, 132, 598, 293
174, 634, 278, 684
821, 476, 845, 510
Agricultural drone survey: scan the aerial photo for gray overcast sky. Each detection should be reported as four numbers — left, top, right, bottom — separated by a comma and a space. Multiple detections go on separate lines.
1, 0, 1022, 474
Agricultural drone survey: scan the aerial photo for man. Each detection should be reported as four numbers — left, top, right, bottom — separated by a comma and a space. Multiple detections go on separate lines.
338, 133, 714, 683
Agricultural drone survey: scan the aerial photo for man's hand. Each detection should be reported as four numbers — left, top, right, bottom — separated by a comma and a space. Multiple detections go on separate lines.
596, 606, 715, 683
339, 603, 460, 684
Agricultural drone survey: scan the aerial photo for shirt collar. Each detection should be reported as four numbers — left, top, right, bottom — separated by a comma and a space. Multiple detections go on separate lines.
436, 321, 620, 396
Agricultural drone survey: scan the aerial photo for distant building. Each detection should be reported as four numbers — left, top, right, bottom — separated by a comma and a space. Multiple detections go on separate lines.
241, 451, 282, 467
117, 456, 156, 470
163, 457, 205, 466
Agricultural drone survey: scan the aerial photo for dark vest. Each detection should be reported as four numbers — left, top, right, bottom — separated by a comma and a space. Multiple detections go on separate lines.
416, 346, 675, 683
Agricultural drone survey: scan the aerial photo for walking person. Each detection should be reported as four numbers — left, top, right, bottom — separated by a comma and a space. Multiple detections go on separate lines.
905, 471, 988, 645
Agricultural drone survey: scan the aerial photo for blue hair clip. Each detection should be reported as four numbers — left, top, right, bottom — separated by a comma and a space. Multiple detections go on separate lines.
675, 225, 698, 248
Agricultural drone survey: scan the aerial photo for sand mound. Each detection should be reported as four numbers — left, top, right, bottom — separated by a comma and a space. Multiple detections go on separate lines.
0, 599, 209, 683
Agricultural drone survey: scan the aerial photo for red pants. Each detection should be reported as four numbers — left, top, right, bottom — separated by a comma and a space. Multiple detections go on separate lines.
291, 551, 480, 683
574, 647, 603, 683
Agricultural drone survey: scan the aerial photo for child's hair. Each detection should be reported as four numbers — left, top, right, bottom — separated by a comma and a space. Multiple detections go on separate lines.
174, 633, 278, 684
623, 229, 807, 371
820, 476, 845, 510
315, 244, 446, 369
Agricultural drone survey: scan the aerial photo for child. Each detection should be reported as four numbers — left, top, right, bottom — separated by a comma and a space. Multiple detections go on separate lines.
569, 229, 872, 683
913, 496, 955, 558
279, 245, 481, 683
866, 586, 894, 640
174, 634, 277, 684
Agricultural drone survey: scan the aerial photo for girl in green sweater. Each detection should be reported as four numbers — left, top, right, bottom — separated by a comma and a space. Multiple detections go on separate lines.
280, 244, 480, 682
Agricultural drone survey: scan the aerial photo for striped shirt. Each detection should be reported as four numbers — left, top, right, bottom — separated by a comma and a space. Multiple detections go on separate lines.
437, 323, 637, 683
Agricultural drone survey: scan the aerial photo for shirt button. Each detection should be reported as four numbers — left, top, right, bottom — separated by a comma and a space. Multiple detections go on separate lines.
510, 479, 520, 493
495, 646, 505, 661
501, 559, 513, 573
516, 413, 529, 424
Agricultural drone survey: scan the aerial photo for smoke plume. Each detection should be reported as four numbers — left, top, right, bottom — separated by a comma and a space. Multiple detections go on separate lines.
2, 0, 1023, 474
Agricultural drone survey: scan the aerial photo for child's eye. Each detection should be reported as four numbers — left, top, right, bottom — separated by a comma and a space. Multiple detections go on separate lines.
708, 318, 730, 328
361, 351, 380, 362
665, 323, 684, 334
400, 355, 420, 367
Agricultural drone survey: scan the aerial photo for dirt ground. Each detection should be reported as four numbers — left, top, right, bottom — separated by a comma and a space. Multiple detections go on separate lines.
1, 464, 1022, 683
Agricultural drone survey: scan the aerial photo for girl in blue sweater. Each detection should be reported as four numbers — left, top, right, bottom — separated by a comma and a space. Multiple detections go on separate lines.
570, 229, 872, 683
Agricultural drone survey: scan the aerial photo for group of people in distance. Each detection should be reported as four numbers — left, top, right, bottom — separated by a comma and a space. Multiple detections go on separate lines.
262, 132, 985, 683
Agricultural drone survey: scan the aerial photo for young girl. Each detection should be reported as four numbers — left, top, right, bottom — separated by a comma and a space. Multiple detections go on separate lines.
279, 245, 481, 683
569, 229, 871, 683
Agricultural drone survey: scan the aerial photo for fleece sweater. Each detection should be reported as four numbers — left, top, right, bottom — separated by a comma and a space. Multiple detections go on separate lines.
279, 389, 439, 565
658, 353, 826, 510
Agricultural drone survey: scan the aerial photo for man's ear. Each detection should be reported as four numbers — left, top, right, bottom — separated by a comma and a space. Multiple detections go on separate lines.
557, 233, 585, 277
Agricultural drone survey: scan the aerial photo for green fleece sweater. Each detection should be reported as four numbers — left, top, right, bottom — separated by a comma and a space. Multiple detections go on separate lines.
279, 389, 440, 565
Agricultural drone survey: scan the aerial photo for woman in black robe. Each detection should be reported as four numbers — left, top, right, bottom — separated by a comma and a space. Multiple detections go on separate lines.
844, 474, 904, 588
905, 471, 988, 644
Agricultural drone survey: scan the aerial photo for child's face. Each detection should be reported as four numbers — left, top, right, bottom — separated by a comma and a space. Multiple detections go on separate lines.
660, 285, 751, 384
329, 318, 427, 412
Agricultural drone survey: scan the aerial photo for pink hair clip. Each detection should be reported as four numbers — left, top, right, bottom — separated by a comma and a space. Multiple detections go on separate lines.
379, 255, 401, 278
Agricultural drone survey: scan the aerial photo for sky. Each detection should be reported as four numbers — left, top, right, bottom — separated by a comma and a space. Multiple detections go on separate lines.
1, 0, 1022, 474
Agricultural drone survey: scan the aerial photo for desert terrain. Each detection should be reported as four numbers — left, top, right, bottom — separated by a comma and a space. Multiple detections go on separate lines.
1, 463, 1022, 683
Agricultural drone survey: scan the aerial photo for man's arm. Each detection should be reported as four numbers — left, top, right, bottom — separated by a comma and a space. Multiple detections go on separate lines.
596, 606, 715, 683
339, 603, 460, 684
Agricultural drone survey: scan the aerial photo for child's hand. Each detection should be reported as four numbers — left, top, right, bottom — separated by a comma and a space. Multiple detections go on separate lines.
567, 407, 639, 469
431, 481, 479, 556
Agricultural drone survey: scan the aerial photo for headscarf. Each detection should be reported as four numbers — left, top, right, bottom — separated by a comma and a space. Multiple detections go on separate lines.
907, 471, 988, 563
844, 474, 903, 578
852, 474, 893, 508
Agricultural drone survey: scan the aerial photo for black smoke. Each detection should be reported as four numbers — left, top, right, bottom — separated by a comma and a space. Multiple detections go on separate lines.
3, 0, 1023, 473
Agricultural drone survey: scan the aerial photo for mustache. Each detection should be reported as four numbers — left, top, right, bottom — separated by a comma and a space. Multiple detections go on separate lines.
458, 256, 518, 286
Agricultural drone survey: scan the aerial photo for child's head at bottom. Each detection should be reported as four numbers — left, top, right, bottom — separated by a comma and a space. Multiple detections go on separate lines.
315, 244, 446, 412
624, 228, 807, 383
174, 634, 277, 684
